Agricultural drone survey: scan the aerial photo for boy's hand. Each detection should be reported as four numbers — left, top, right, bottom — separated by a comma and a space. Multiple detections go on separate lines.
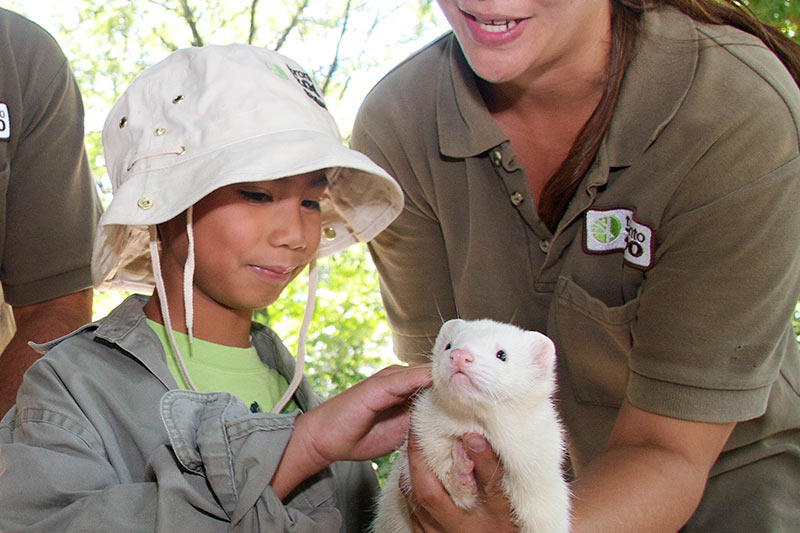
301, 363, 432, 464
271, 363, 431, 499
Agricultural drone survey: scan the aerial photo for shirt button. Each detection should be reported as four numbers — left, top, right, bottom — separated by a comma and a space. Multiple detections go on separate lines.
539, 239, 550, 253
510, 191, 524, 206
137, 197, 153, 210
491, 149, 503, 167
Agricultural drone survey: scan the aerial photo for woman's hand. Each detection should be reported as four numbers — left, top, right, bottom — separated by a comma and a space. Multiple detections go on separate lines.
271, 363, 431, 499
404, 432, 518, 532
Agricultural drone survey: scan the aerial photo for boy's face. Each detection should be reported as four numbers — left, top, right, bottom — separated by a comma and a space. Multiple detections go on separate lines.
160, 171, 328, 314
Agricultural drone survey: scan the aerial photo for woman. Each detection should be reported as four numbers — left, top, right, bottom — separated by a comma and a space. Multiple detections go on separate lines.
352, 0, 800, 530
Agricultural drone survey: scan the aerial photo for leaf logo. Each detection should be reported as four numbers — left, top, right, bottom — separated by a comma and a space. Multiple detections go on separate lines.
265, 62, 289, 80
590, 215, 622, 244
584, 208, 654, 269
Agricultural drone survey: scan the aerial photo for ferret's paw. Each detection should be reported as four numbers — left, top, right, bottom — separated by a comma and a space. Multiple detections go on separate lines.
443, 439, 478, 508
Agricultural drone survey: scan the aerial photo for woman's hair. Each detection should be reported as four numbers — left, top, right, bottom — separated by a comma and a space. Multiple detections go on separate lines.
538, 0, 800, 232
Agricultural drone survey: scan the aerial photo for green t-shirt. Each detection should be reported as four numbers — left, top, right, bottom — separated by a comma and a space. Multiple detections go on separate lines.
147, 319, 296, 413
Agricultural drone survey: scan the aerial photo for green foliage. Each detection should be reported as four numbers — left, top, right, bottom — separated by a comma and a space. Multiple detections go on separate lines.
253, 244, 398, 400
745, 0, 800, 38
794, 301, 800, 343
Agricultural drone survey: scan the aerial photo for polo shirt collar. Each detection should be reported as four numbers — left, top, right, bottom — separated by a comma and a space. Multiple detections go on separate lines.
437, 35, 507, 158
435, 7, 698, 167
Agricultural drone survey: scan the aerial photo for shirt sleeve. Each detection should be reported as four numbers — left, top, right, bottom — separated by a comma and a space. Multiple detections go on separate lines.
2, 42, 101, 306
625, 85, 800, 422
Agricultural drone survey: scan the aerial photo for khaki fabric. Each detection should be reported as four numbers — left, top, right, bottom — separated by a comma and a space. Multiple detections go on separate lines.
0, 8, 101, 315
352, 6, 800, 529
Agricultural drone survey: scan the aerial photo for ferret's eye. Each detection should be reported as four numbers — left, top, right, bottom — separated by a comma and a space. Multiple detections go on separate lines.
496, 350, 506, 362
445, 343, 451, 350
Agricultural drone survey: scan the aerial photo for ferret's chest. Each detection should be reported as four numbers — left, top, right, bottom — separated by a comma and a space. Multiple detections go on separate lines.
410, 390, 487, 443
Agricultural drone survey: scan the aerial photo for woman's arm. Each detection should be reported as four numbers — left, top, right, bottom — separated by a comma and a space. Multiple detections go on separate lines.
568, 400, 734, 532
404, 399, 734, 532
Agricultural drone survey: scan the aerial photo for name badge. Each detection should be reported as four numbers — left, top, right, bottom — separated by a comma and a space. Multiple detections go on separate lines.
584, 208, 654, 269
0, 103, 9, 140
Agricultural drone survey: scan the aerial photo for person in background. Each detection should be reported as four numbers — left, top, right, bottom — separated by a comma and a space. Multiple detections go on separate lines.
352, 0, 800, 530
0, 7, 102, 416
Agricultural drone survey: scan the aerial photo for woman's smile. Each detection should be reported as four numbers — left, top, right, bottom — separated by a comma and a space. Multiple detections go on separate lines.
461, 8, 529, 45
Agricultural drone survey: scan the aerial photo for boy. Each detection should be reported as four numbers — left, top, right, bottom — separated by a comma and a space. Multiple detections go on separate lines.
0, 44, 430, 531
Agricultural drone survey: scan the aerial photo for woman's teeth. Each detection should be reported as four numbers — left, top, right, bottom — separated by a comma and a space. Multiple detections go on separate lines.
477, 18, 518, 32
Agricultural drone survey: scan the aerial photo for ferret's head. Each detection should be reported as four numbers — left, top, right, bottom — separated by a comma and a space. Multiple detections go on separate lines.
431, 319, 557, 407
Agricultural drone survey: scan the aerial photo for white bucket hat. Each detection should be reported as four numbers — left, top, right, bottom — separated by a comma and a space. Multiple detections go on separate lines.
92, 44, 403, 412
93, 43, 402, 290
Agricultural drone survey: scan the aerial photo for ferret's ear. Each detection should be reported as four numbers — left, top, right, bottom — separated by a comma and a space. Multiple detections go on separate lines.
435, 319, 465, 351
526, 331, 556, 374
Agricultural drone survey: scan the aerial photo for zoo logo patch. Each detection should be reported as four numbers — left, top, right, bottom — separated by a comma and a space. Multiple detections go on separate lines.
584, 208, 654, 269
287, 65, 326, 109
263, 62, 327, 109
0, 103, 9, 141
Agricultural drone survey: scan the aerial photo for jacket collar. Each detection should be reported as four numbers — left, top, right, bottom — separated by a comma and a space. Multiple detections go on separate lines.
93, 294, 179, 390
436, 6, 698, 170
87, 294, 314, 409
32, 294, 306, 403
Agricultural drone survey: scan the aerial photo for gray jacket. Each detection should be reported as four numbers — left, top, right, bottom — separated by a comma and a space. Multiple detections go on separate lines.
0, 295, 377, 532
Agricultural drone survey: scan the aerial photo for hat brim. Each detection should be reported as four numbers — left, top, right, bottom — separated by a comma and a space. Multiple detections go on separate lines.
92, 129, 402, 289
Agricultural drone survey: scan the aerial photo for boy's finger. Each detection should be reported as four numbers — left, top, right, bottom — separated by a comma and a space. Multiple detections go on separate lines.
367, 364, 432, 407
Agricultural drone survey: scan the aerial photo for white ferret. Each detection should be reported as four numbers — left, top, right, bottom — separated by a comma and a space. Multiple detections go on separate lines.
372, 318, 570, 533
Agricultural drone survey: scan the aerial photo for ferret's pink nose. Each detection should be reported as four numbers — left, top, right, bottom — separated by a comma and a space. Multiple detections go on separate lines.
450, 348, 473, 369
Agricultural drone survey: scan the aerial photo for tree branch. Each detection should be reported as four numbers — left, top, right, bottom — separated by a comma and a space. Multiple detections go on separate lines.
248, 0, 260, 45
321, 0, 352, 95
155, 30, 180, 52
178, 0, 205, 47
274, 0, 310, 51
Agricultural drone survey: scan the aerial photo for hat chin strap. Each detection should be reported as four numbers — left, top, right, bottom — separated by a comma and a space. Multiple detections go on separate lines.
184, 206, 196, 343
272, 259, 317, 414
148, 208, 315, 413
148, 218, 198, 392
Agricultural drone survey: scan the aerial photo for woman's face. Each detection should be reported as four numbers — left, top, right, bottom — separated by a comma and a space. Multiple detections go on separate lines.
436, 0, 611, 87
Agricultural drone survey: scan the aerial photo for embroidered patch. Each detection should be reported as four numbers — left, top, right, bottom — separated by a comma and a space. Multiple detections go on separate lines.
287, 65, 327, 109
584, 208, 654, 269
0, 103, 9, 140
264, 61, 289, 80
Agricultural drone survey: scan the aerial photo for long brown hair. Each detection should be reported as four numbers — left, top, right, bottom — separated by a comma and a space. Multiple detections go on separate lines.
537, 0, 800, 232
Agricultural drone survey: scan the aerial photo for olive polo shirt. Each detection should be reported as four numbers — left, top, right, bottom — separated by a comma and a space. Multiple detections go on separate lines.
352, 4, 800, 497
0, 9, 101, 348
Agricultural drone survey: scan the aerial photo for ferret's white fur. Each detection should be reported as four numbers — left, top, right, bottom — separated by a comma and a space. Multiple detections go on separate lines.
372, 319, 570, 533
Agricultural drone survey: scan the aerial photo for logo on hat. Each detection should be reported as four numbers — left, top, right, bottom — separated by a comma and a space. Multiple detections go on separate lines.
265, 61, 290, 80
584, 208, 654, 269
0, 103, 10, 141
287, 65, 326, 109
